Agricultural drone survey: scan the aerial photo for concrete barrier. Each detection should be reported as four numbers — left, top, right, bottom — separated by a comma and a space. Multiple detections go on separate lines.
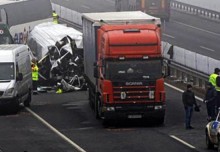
171, 1, 220, 22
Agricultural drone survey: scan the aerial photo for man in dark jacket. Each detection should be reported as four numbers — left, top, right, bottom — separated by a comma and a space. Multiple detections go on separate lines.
204, 82, 217, 121
182, 84, 198, 129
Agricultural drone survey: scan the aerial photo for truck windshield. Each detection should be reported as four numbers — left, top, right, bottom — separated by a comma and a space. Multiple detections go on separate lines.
105, 59, 162, 81
0, 63, 14, 80
0, 24, 14, 44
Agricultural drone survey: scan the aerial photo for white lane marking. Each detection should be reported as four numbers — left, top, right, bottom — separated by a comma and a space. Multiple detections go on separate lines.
163, 33, 175, 39
200, 46, 215, 52
81, 5, 90, 9
170, 135, 196, 149
165, 83, 203, 102
173, 20, 220, 37
25, 107, 86, 152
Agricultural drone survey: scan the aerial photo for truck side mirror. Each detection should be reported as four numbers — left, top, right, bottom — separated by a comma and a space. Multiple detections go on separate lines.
17, 73, 23, 81
162, 59, 170, 78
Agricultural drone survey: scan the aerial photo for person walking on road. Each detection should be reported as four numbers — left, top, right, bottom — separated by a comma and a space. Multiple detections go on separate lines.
204, 82, 217, 121
182, 84, 198, 129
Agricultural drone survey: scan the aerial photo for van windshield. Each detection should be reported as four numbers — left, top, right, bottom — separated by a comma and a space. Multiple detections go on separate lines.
0, 63, 14, 80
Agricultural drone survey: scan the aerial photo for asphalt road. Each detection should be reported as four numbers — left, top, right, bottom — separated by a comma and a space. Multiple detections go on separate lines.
0, 86, 216, 152
0, 1, 219, 152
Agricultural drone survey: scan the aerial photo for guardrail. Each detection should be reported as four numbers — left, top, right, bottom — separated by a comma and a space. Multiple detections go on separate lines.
51, 2, 220, 89
171, 1, 220, 22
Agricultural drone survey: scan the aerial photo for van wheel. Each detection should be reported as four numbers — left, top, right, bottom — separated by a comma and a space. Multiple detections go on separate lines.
11, 98, 20, 114
24, 91, 32, 107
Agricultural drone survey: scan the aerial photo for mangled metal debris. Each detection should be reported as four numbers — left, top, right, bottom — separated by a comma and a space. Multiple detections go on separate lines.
28, 22, 86, 92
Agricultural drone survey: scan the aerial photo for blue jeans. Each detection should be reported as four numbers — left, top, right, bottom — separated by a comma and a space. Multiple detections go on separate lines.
185, 106, 193, 128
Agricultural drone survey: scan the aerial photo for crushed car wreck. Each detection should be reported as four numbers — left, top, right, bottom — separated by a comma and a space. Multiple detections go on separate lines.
27, 22, 86, 92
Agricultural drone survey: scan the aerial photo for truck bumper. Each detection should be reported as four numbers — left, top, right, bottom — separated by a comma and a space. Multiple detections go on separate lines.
103, 103, 166, 120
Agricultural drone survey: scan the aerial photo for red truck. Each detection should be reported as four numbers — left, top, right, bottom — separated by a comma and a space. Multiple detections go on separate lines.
82, 11, 165, 125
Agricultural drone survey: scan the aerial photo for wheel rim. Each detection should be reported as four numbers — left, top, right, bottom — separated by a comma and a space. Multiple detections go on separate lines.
206, 132, 210, 147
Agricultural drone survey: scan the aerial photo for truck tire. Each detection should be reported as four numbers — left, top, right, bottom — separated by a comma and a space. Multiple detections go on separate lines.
206, 131, 214, 149
24, 91, 32, 107
88, 88, 94, 110
95, 97, 101, 119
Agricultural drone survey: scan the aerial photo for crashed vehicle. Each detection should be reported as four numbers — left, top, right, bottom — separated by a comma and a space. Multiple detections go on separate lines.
205, 109, 220, 151
27, 22, 86, 91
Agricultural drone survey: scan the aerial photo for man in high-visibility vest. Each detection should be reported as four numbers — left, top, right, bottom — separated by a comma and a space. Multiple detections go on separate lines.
209, 68, 220, 111
209, 68, 220, 86
52, 10, 59, 24
32, 58, 39, 94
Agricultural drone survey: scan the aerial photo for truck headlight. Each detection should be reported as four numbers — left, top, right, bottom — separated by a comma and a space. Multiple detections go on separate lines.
5, 88, 14, 96
106, 107, 115, 111
155, 105, 163, 110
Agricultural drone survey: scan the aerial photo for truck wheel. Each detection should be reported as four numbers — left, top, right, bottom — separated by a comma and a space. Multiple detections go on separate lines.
88, 89, 94, 109
95, 97, 102, 119
206, 131, 214, 149
24, 91, 32, 107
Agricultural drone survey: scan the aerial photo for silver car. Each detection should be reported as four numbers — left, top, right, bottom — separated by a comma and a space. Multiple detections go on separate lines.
205, 109, 220, 151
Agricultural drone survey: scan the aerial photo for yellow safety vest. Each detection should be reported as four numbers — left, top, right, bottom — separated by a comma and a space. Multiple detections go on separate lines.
32, 64, 39, 81
209, 73, 220, 91
56, 88, 63, 94
53, 12, 59, 24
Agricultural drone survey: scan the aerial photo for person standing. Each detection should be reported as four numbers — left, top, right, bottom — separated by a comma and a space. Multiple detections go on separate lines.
209, 68, 220, 110
31, 58, 39, 94
52, 10, 59, 24
204, 82, 217, 121
182, 84, 198, 129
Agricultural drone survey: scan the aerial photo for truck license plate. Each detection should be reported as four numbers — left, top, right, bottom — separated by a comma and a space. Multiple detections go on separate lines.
128, 115, 142, 119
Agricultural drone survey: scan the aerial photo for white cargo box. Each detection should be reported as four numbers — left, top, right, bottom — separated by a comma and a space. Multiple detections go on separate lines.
82, 11, 161, 26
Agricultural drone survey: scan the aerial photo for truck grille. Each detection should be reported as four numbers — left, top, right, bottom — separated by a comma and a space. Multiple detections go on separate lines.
0, 91, 3, 96
113, 85, 155, 102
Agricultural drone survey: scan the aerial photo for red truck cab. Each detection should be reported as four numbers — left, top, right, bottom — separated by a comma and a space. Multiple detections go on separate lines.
82, 11, 165, 125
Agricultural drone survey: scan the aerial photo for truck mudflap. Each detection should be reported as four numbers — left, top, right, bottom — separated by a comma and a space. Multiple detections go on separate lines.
102, 103, 166, 120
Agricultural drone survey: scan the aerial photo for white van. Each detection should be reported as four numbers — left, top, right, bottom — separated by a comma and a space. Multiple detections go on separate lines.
0, 45, 32, 112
